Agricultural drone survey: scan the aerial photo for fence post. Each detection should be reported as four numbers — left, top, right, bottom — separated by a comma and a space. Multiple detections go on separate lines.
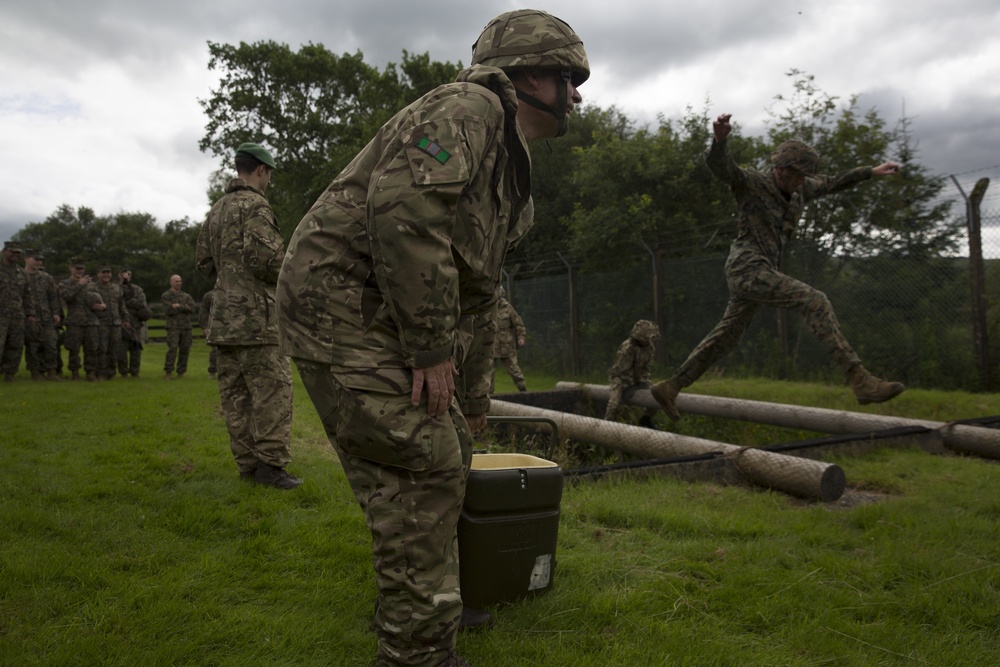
557, 252, 580, 375
951, 176, 992, 388
640, 240, 665, 366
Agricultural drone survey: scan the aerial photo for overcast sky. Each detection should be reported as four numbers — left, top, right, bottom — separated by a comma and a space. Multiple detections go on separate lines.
2, 0, 999, 245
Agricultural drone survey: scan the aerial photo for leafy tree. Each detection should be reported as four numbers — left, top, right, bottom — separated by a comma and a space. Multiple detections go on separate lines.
199, 41, 461, 236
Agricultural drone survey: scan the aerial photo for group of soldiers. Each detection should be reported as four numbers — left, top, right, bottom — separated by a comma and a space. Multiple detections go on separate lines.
0, 240, 202, 382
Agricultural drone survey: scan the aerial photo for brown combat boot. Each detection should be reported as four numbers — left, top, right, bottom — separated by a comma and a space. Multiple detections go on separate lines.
649, 379, 682, 421
164, 372, 173, 380
3, 373, 14, 382
86, 371, 97, 382
71, 370, 81, 381
848, 366, 905, 405
30, 370, 44, 381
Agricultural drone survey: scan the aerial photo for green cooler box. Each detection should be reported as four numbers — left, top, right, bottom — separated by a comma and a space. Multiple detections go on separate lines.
458, 453, 563, 609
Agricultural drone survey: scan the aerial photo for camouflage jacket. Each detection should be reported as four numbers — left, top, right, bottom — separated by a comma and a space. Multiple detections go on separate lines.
25, 270, 59, 324
59, 276, 102, 326
706, 137, 872, 274
277, 65, 533, 415
196, 180, 284, 345
121, 281, 147, 330
94, 281, 125, 326
493, 297, 526, 358
161, 289, 195, 329
608, 338, 655, 387
0, 261, 34, 319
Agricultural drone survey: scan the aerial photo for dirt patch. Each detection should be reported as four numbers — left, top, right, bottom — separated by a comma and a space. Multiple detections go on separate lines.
827, 488, 891, 509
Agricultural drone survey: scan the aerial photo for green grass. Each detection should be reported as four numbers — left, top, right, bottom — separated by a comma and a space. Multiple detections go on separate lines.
2, 346, 999, 665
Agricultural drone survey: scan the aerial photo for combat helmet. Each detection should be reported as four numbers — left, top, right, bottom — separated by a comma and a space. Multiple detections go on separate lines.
629, 320, 660, 345
472, 9, 589, 137
770, 140, 822, 175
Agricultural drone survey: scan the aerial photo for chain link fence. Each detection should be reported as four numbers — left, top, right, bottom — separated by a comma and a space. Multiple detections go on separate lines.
510, 210, 1000, 392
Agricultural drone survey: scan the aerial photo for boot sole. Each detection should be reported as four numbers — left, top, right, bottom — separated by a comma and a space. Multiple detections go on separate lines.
857, 385, 906, 405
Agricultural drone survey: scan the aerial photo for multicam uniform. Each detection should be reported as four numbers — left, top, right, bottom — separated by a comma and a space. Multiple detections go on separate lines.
24, 269, 61, 377
668, 137, 874, 389
161, 288, 195, 376
196, 179, 293, 476
604, 320, 659, 421
278, 64, 535, 666
118, 279, 148, 377
492, 296, 528, 392
60, 276, 102, 379
198, 290, 218, 376
0, 260, 33, 377
94, 280, 125, 379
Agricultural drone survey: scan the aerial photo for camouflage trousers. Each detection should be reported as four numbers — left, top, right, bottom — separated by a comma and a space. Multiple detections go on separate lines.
604, 379, 653, 421
118, 331, 142, 377
296, 360, 472, 667
672, 265, 861, 388
63, 324, 100, 374
216, 345, 293, 473
0, 314, 25, 375
491, 353, 526, 392
207, 344, 218, 374
163, 328, 192, 375
97, 324, 122, 378
24, 322, 58, 373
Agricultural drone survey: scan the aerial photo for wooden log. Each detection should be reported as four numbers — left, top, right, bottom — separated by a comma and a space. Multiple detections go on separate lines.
555, 382, 1000, 460
489, 399, 846, 501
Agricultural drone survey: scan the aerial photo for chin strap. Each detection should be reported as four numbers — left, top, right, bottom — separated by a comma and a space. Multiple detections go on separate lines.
515, 71, 572, 137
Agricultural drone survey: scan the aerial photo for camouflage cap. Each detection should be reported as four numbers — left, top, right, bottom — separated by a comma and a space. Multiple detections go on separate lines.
235, 142, 277, 169
69, 257, 86, 269
3, 240, 23, 253
97, 264, 112, 272
770, 140, 822, 175
25, 248, 43, 258
472, 10, 590, 86
119, 265, 131, 273
630, 319, 660, 342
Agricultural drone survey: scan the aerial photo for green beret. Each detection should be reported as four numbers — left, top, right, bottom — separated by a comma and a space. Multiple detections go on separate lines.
235, 143, 277, 169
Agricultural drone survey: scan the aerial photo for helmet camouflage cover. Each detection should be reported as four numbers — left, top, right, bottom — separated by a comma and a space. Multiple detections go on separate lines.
472, 9, 590, 86
770, 140, 822, 175
630, 319, 660, 343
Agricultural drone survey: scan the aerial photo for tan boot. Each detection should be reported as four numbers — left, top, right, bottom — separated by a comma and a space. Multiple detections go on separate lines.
71, 370, 81, 381
30, 370, 45, 381
164, 372, 173, 380
649, 379, 682, 421
849, 366, 905, 405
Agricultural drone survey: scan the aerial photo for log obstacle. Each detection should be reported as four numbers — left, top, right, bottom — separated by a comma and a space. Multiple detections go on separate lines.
489, 399, 846, 501
555, 382, 1000, 460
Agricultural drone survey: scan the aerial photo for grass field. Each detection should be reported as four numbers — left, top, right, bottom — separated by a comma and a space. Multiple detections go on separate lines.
2, 343, 999, 666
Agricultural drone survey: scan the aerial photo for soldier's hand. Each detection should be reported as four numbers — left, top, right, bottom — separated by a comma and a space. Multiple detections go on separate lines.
517, 337, 526, 348
466, 413, 487, 432
872, 162, 901, 177
713, 113, 733, 141
412, 359, 457, 420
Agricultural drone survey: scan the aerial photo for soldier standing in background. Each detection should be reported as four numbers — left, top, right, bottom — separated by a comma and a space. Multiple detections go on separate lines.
1, 241, 35, 381
196, 143, 299, 489
198, 289, 218, 379
492, 289, 528, 392
161, 274, 195, 379
277, 10, 589, 666
23, 249, 61, 380
59, 258, 103, 381
94, 265, 126, 380
651, 113, 906, 420
118, 266, 148, 378
604, 319, 659, 424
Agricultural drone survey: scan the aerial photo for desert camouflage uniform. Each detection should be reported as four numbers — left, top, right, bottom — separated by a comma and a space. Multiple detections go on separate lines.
278, 64, 533, 666
94, 281, 125, 379
198, 290, 218, 375
196, 179, 293, 475
60, 276, 102, 377
118, 280, 148, 377
605, 320, 659, 421
491, 295, 527, 392
668, 137, 873, 389
0, 260, 33, 376
24, 269, 61, 376
161, 288, 195, 375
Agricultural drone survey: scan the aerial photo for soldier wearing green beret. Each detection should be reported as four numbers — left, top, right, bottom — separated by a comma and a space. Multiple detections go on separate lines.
1, 241, 37, 381
651, 113, 906, 420
196, 142, 300, 490
23, 249, 62, 380
277, 10, 589, 666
